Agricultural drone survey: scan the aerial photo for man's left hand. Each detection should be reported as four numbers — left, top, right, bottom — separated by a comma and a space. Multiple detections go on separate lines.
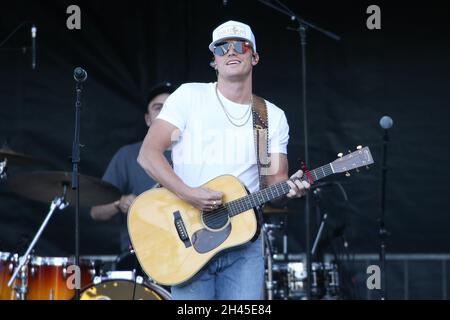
286, 170, 310, 198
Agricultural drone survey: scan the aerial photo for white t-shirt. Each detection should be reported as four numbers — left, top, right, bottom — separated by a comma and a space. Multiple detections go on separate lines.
156, 82, 289, 193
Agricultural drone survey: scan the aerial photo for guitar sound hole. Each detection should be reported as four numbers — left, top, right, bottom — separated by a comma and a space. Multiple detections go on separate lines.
201, 206, 229, 230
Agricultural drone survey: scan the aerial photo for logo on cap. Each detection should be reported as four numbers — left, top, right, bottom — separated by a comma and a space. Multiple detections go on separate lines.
217, 26, 247, 39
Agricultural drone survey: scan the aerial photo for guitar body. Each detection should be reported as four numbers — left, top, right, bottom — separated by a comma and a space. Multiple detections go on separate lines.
127, 175, 257, 286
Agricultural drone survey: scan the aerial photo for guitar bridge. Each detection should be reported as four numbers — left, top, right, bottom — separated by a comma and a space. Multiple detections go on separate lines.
173, 211, 191, 248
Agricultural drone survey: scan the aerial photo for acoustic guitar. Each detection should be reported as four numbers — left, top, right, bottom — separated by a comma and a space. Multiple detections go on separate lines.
128, 146, 374, 285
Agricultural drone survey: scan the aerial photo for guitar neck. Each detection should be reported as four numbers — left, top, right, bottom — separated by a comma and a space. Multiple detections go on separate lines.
227, 163, 334, 217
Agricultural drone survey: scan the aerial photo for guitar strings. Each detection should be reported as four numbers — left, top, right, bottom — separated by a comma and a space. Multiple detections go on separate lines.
202, 206, 229, 226
203, 182, 288, 226
203, 179, 292, 225
201, 165, 339, 226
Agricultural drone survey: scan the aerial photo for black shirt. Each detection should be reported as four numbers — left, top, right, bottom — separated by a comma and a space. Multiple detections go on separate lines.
102, 141, 170, 252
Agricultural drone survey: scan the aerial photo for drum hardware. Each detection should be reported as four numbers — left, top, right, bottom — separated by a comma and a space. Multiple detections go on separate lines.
1, 252, 16, 300
262, 203, 341, 300
269, 259, 340, 300
7, 171, 121, 208
2, 252, 146, 300
262, 220, 288, 300
0, 148, 52, 167
95, 270, 142, 283
80, 258, 99, 278
8, 254, 18, 273
0, 143, 54, 180
113, 247, 146, 279
324, 262, 339, 298
8, 255, 102, 300
311, 213, 328, 257
5, 171, 121, 299
79, 271, 171, 300
7, 189, 69, 298
131, 268, 138, 300
262, 223, 274, 300
262, 205, 290, 301
0, 158, 6, 180
15, 260, 28, 300
114, 248, 142, 300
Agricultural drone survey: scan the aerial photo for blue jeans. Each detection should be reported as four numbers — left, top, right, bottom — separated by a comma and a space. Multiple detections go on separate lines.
171, 236, 264, 300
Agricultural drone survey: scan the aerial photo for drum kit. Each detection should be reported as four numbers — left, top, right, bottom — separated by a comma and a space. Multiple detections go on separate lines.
0, 251, 171, 300
0, 147, 172, 300
262, 207, 341, 300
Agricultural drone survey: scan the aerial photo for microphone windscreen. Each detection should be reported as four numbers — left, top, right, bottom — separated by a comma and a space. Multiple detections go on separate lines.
379, 116, 393, 129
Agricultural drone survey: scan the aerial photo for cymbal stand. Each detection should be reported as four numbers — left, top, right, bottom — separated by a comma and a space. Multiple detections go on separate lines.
7, 185, 69, 298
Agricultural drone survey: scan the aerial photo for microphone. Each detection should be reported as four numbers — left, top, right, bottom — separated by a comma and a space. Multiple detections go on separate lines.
379, 116, 393, 129
31, 25, 36, 70
73, 67, 88, 82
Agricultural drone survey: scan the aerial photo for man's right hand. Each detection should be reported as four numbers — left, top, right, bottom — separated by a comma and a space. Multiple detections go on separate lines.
116, 194, 137, 214
181, 187, 223, 212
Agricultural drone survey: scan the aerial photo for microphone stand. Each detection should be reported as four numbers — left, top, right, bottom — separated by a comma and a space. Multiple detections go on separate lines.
379, 129, 389, 300
257, 0, 340, 300
71, 77, 84, 300
311, 186, 327, 258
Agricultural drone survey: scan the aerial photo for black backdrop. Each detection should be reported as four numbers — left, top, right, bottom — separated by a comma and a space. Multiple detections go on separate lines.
0, 0, 449, 263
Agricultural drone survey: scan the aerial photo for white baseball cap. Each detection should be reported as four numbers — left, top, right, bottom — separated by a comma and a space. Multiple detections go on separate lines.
208, 20, 256, 53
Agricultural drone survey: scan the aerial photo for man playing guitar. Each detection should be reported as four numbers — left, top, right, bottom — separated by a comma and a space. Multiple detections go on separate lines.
137, 20, 309, 300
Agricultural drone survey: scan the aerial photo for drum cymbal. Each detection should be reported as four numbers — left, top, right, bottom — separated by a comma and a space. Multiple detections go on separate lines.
8, 171, 121, 207
0, 148, 52, 167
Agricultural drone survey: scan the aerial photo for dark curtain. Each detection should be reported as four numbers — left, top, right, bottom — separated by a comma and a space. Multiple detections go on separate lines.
0, 0, 449, 263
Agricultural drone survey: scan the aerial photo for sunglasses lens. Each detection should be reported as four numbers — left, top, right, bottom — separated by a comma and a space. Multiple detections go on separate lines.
233, 42, 244, 54
213, 43, 229, 56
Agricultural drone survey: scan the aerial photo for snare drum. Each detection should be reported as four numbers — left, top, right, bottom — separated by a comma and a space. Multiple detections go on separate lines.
79, 271, 171, 300
26, 256, 100, 300
0, 252, 18, 300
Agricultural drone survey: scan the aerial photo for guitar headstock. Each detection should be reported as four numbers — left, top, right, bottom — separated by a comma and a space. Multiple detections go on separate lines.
332, 146, 374, 174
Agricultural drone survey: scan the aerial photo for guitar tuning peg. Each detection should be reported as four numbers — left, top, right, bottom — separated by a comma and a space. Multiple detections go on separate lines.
337, 152, 343, 158
348, 150, 352, 154
356, 145, 362, 150
356, 168, 360, 173
366, 166, 370, 170
345, 172, 351, 177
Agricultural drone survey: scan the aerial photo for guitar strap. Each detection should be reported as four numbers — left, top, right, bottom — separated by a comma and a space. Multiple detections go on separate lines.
251, 95, 269, 242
